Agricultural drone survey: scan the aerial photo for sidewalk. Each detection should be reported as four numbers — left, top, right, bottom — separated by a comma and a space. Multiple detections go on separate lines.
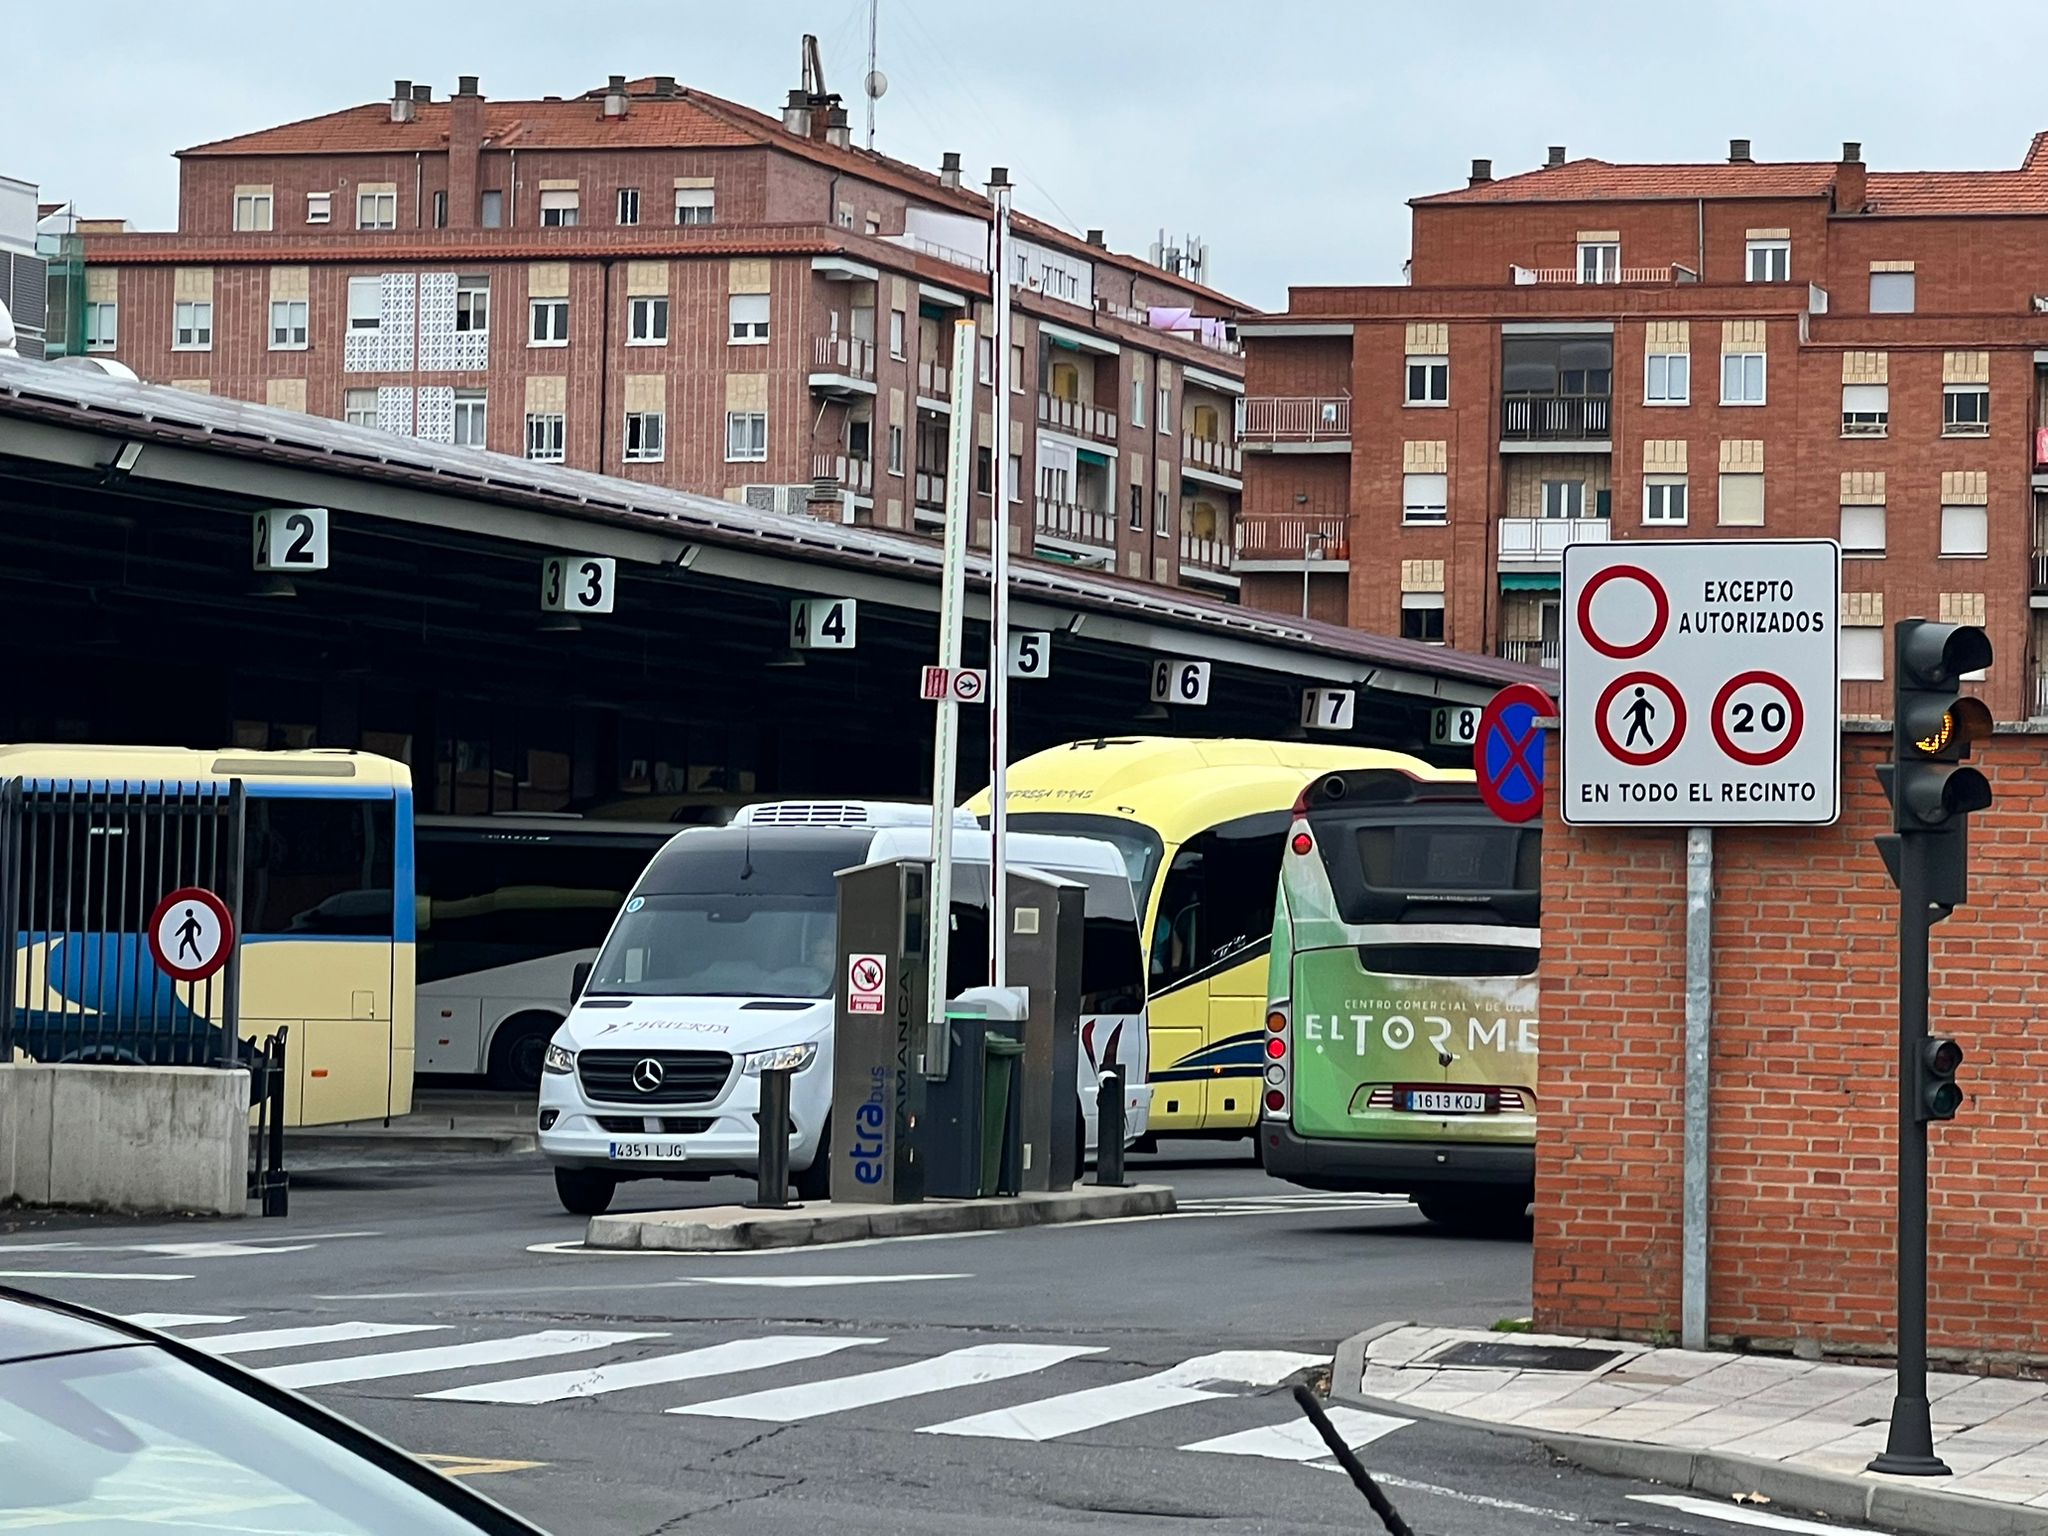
287, 1090, 537, 1167
1333, 1323, 2048, 1536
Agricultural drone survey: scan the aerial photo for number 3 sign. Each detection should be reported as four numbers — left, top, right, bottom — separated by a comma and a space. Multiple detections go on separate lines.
540, 556, 616, 615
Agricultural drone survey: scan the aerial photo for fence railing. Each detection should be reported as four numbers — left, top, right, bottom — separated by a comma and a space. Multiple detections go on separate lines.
1179, 530, 1233, 571
1237, 513, 1348, 561
1498, 516, 1612, 562
917, 359, 950, 400
1240, 396, 1350, 441
915, 468, 947, 506
1498, 638, 1561, 669
1035, 497, 1114, 547
812, 453, 873, 495
1510, 264, 1684, 285
1182, 433, 1242, 476
1036, 393, 1118, 440
813, 334, 876, 379
1501, 394, 1611, 441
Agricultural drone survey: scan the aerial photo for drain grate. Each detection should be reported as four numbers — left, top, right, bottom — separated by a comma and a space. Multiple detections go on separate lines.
1428, 1340, 1624, 1373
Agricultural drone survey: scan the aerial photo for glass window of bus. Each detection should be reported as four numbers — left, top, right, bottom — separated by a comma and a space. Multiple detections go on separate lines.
1073, 870, 1144, 1014
997, 816, 1164, 914
1149, 812, 1289, 988
415, 833, 662, 985
244, 798, 395, 936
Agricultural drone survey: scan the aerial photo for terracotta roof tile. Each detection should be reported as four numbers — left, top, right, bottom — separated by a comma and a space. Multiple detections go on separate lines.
1416, 158, 1838, 206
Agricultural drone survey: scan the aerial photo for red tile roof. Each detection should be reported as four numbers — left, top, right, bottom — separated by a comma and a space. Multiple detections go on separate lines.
1415, 158, 1839, 206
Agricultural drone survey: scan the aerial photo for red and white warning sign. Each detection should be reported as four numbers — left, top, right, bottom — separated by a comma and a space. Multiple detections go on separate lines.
1562, 540, 1840, 827
918, 665, 988, 705
847, 952, 887, 1014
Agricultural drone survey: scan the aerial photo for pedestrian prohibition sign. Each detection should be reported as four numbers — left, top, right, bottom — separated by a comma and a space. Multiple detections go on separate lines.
147, 885, 236, 983
1473, 682, 1556, 824
1561, 539, 1841, 827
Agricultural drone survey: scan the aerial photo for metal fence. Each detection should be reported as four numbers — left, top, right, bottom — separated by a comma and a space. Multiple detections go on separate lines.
0, 777, 246, 1068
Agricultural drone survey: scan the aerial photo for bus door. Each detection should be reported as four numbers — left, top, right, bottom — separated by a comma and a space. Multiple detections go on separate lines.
1146, 840, 1213, 1131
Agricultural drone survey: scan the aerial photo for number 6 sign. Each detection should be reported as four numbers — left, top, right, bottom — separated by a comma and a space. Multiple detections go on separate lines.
1149, 659, 1211, 706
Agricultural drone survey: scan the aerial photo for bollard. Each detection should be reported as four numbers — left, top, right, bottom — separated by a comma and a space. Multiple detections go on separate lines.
1093, 1069, 1127, 1188
748, 1066, 795, 1209
261, 1028, 289, 1218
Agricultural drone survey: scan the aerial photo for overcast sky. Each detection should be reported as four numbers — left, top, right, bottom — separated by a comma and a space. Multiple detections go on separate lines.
10, 1, 2048, 310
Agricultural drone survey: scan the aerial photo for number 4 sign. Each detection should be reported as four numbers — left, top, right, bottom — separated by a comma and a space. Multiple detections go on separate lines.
252, 508, 329, 572
1300, 688, 1355, 731
791, 597, 857, 650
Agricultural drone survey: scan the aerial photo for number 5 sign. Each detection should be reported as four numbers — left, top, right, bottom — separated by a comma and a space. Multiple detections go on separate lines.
1150, 659, 1211, 706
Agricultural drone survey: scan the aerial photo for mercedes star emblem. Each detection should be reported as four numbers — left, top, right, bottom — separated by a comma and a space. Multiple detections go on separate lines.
631, 1057, 666, 1093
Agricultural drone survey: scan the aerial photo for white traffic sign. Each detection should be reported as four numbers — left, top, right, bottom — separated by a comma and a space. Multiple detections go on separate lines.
252, 508, 328, 572
1430, 703, 1481, 747
540, 556, 615, 614
1300, 688, 1355, 732
1150, 659, 1211, 706
1007, 630, 1052, 680
790, 597, 856, 650
1562, 539, 1840, 826
919, 665, 988, 705
147, 886, 236, 983
847, 952, 886, 1015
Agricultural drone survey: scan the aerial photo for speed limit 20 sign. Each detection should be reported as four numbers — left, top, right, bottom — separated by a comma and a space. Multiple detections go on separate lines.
1561, 539, 1840, 827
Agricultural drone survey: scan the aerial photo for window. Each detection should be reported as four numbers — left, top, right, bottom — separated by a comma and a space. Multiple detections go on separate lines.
1155, 488, 1169, 535
233, 191, 273, 232
1541, 480, 1584, 520
1400, 594, 1446, 644
616, 187, 641, 225
268, 299, 308, 350
1840, 503, 1886, 556
1405, 355, 1449, 406
529, 298, 569, 346
1402, 471, 1448, 525
1645, 353, 1689, 405
432, 191, 448, 229
1721, 352, 1766, 404
1010, 342, 1025, 392
1129, 484, 1144, 531
976, 446, 993, 496
454, 275, 489, 334
848, 418, 872, 461
453, 389, 487, 448
1941, 504, 1988, 557
1719, 471, 1764, 526
674, 187, 714, 225
305, 192, 331, 225
977, 337, 994, 384
1944, 385, 1990, 436
626, 410, 667, 462
356, 189, 396, 230
246, 799, 393, 936
1132, 371, 1146, 428
724, 411, 766, 463
1148, 813, 1289, 989
84, 301, 116, 351
480, 190, 503, 228
630, 295, 670, 345
1842, 628, 1884, 681
1870, 271, 1915, 314
728, 292, 769, 344
1746, 240, 1790, 282
1841, 383, 1888, 436
864, 215, 881, 235
1578, 242, 1619, 283
524, 411, 566, 462
1159, 382, 1172, 434
344, 388, 377, 428
1644, 476, 1688, 525
172, 300, 212, 350
889, 310, 905, 359
1008, 452, 1022, 502
886, 424, 903, 475
347, 276, 381, 332
539, 190, 579, 227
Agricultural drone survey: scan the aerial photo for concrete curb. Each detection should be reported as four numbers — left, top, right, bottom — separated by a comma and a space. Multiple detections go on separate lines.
587, 1183, 1175, 1252
1326, 1325, 2048, 1536
286, 1131, 537, 1159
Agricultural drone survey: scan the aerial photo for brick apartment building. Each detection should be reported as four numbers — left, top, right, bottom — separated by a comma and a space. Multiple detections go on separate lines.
1238, 135, 2048, 723
78, 68, 1249, 597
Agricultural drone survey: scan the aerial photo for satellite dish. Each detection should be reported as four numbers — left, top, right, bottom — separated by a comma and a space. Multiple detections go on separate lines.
864, 69, 888, 99
50, 354, 140, 381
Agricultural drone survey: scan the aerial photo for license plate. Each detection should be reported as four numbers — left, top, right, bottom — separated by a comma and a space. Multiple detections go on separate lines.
608, 1140, 692, 1161
1407, 1090, 1490, 1115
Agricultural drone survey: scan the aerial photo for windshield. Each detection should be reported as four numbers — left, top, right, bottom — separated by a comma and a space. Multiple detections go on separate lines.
1004, 814, 1166, 916
587, 891, 836, 999
0, 1345, 509, 1534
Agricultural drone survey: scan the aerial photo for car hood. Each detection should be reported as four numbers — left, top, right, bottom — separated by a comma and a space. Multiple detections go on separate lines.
560, 995, 832, 1053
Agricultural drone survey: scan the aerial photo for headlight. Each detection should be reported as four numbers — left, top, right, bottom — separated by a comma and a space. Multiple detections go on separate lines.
542, 1042, 576, 1075
742, 1041, 818, 1075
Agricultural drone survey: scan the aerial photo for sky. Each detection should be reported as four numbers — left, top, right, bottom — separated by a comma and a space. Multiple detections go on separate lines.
11, 1, 2048, 310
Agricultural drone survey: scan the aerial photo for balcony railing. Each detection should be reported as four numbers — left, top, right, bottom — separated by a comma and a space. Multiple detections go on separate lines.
812, 334, 876, 380
1237, 513, 1348, 562
2034, 503, 2048, 591
1037, 393, 1118, 441
917, 359, 950, 400
2035, 668, 2048, 719
1498, 516, 1612, 562
1182, 432, 1242, 477
2036, 427, 2048, 468
1501, 394, 1610, 442
1179, 530, 1233, 572
1239, 396, 1350, 442
914, 468, 946, 506
897, 233, 990, 273
1035, 497, 1114, 548
812, 453, 873, 496
1498, 638, 1561, 669
1510, 264, 1691, 285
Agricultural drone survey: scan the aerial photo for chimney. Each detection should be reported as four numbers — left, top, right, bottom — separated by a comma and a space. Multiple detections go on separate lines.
391, 80, 415, 124
604, 74, 628, 118
653, 75, 676, 98
939, 151, 962, 190
1546, 145, 1566, 169
1085, 228, 1105, 247
825, 106, 851, 149
1469, 157, 1493, 186
458, 74, 480, 97
410, 84, 431, 103
782, 88, 811, 137
447, 77, 484, 230
1729, 138, 1752, 163
1836, 140, 1866, 214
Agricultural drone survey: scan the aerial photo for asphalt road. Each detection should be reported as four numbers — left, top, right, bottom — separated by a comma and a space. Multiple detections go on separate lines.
0, 1145, 1885, 1536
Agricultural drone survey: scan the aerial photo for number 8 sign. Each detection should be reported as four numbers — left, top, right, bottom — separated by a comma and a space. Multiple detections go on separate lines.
1149, 660, 1211, 706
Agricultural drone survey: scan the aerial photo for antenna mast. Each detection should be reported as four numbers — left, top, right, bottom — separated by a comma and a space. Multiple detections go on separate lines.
866, 0, 879, 150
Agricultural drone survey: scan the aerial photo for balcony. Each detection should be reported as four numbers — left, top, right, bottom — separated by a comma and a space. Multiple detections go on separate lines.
1497, 638, 1560, 669
1179, 529, 1233, 574
1509, 264, 1692, 285
1499, 516, 1612, 564
812, 452, 873, 497
1182, 432, 1242, 483
1037, 393, 1118, 442
1239, 396, 1349, 447
917, 358, 951, 406
1236, 513, 1348, 564
809, 335, 876, 396
1501, 394, 1610, 444
1035, 497, 1114, 550
914, 468, 947, 507
2034, 501, 2048, 591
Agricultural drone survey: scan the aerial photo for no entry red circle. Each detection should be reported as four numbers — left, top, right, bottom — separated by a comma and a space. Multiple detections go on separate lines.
1577, 565, 1669, 660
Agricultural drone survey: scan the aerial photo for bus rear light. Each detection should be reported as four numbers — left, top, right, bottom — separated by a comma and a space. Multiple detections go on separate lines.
1264, 1035, 1286, 1061
1290, 831, 1313, 855
1264, 1088, 1286, 1113
1265, 1010, 1287, 1032
1264, 1064, 1285, 1085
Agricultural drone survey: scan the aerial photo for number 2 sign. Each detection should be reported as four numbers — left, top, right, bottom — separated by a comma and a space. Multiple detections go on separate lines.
252, 508, 329, 572
540, 556, 616, 614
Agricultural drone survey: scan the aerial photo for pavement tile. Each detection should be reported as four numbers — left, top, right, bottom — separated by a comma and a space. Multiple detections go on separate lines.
1359, 1363, 1433, 1400
1475, 1375, 1602, 1421
1572, 1401, 1718, 1438
1366, 1327, 1458, 1369
1512, 1403, 1624, 1432
1932, 1378, 2048, 1425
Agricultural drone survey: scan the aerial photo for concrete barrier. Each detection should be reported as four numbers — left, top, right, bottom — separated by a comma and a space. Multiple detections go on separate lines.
0, 1063, 248, 1217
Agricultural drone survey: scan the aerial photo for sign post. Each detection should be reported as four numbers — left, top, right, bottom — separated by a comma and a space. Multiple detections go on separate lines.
1563, 538, 1841, 1352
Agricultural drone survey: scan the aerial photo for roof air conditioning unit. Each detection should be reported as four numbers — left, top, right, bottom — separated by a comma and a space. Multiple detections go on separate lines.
732, 801, 976, 828
741, 484, 814, 515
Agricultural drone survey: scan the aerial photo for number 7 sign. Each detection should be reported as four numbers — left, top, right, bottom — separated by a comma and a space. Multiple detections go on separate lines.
1300, 688, 1355, 731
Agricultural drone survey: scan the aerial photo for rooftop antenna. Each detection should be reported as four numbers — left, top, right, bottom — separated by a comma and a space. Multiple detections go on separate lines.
863, 0, 888, 152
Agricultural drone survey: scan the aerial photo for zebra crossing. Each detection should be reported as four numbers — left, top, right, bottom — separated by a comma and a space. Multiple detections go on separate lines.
127, 1312, 1414, 1469
1174, 1191, 1415, 1218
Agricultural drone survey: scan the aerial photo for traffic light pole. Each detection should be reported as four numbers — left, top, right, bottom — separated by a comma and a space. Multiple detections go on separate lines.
1871, 830, 1950, 1477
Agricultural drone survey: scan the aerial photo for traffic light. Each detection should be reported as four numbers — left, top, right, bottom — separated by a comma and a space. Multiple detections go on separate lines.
1891, 620, 1994, 835
1917, 1036, 1963, 1121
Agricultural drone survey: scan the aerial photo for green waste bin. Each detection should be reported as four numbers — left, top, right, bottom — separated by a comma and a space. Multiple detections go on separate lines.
979, 1034, 1026, 1197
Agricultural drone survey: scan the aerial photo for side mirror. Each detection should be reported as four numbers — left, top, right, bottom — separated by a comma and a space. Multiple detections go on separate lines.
570, 962, 593, 1005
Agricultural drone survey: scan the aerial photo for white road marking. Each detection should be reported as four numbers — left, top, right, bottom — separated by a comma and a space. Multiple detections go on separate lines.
923, 1349, 1323, 1441
679, 1273, 969, 1289
188, 1322, 445, 1356
1629, 1495, 1887, 1534
119, 1313, 244, 1330
0, 1231, 379, 1256
0, 1269, 192, 1282
674, 1343, 1100, 1422
1180, 1405, 1413, 1460
258, 1329, 663, 1390
1378, 1472, 1583, 1522
430, 1336, 881, 1406
318, 1272, 972, 1302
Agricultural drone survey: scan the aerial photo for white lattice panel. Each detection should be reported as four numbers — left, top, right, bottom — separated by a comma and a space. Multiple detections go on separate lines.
379, 273, 416, 370
415, 386, 455, 443
375, 386, 415, 434
418, 272, 456, 372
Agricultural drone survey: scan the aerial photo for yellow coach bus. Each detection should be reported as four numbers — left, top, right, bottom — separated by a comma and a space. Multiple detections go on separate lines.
1, 745, 415, 1127
971, 738, 1436, 1140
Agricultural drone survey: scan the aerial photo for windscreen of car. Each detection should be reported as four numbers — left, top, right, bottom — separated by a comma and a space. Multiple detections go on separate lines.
1003, 815, 1165, 914
0, 1345, 514, 1534
587, 891, 838, 1000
